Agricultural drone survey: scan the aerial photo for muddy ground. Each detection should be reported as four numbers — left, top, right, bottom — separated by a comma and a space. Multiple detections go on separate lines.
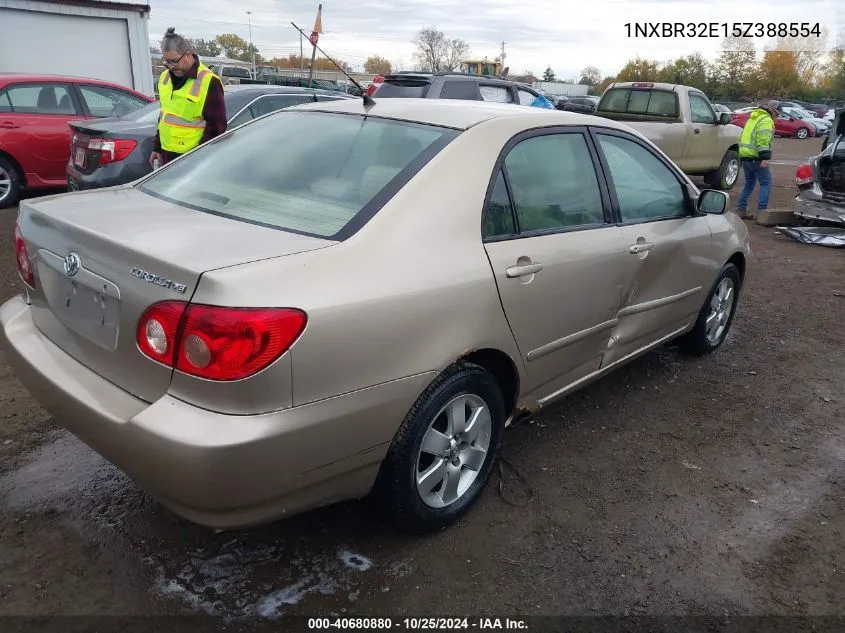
0, 138, 843, 622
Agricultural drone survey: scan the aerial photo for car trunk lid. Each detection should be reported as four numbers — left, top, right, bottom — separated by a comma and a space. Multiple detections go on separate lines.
17, 186, 335, 403
69, 119, 156, 175
819, 109, 845, 201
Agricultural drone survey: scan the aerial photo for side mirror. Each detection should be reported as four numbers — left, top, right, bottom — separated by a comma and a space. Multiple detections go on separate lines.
719, 112, 732, 125
697, 189, 728, 215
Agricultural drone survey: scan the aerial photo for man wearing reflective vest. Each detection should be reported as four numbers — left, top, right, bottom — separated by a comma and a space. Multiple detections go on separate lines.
150, 28, 227, 168
735, 99, 778, 219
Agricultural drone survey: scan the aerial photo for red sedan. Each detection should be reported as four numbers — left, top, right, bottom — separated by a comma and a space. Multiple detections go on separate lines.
730, 109, 815, 140
0, 73, 153, 208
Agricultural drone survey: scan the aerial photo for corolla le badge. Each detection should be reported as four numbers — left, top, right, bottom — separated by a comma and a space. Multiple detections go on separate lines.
131, 267, 188, 294
63, 252, 81, 277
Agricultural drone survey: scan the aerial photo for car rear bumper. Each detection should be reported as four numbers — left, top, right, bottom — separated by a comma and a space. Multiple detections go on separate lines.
66, 160, 148, 192
794, 191, 845, 225
0, 295, 434, 529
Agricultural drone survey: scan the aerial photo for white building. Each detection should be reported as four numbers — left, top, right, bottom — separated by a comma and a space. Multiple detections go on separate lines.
0, 0, 154, 96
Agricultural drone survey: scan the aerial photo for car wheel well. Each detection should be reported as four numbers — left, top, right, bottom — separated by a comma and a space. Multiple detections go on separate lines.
0, 151, 25, 188
458, 348, 520, 418
727, 252, 746, 284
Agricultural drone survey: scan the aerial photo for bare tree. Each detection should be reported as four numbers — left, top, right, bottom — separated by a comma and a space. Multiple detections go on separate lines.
413, 26, 470, 72
579, 66, 601, 86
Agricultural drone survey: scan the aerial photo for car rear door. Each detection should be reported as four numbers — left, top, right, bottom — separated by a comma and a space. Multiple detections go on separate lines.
0, 81, 85, 185
590, 127, 717, 365
482, 127, 636, 400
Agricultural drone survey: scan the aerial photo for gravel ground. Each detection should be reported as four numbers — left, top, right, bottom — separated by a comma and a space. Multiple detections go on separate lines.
0, 138, 843, 622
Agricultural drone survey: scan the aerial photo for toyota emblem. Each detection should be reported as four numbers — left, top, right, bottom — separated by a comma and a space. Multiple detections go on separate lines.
63, 252, 81, 277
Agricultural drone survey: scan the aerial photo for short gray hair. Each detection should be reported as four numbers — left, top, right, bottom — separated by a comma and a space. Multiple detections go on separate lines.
161, 27, 191, 55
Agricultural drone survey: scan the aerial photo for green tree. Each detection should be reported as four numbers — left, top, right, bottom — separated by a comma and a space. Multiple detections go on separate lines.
711, 36, 757, 99
187, 38, 222, 57
615, 57, 661, 82
542, 66, 556, 81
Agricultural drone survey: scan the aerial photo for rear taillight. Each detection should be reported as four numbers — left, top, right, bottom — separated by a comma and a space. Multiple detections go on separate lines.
137, 302, 307, 381
796, 163, 814, 186
88, 138, 138, 165
14, 221, 35, 289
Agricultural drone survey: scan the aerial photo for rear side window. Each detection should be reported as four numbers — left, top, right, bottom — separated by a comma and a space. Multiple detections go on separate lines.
375, 79, 431, 98
599, 88, 678, 117
439, 80, 478, 100
4, 83, 77, 115
138, 112, 459, 239
503, 133, 605, 231
0, 91, 11, 113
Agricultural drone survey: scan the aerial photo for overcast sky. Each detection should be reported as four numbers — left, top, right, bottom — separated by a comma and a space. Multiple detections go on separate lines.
146, 0, 843, 79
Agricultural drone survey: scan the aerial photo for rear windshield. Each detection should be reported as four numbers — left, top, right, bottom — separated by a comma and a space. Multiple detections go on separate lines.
119, 100, 161, 123
137, 111, 459, 239
375, 79, 432, 98
599, 88, 679, 117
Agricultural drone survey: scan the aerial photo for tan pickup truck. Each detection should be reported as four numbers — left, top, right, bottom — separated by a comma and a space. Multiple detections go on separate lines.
594, 82, 742, 190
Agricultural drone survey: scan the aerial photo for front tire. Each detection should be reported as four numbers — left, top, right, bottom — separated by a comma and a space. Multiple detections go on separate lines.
375, 361, 506, 534
677, 263, 742, 356
796, 127, 810, 139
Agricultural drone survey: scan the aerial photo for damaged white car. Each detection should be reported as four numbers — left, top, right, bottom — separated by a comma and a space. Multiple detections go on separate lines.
795, 109, 844, 226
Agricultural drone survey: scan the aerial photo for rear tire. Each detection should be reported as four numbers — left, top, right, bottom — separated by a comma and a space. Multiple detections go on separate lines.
705, 150, 740, 191
0, 157, 22, 209
795, 127, 810, 139
676, 263, 742, 356
374, 361, 506, 534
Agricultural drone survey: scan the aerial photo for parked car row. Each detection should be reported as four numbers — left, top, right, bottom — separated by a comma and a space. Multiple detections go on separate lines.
67, 85, 355, 192
0, 73, 154, 208
0, 73, 358, 208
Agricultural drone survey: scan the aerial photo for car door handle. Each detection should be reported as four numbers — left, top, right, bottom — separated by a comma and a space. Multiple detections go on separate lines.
506, 262, 544, 278
629, 242, 655, 254
0, 121, 19, 129
693, 128, 701, 134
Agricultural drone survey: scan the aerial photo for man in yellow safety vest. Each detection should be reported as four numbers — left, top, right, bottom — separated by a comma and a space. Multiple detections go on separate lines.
150, 27, 227, 168
735, 99, 779, 219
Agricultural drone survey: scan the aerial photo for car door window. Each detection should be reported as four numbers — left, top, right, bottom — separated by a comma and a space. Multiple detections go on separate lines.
78, 85, 148, 118
440, 80, 478, 100
479, 85, 513, 104
596, 133, 686, 222
5, 83, 77, 115
503, 132, 605, 232
229, 94, 314, 128
689, 94, 717, 124
483, 169, 517, 238
516, 89, 536, 106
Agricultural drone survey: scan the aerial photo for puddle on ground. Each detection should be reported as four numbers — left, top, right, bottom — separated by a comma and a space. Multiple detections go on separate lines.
0, 431, 414, 618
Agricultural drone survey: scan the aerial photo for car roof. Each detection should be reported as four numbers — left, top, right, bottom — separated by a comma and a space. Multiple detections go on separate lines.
0, 72, 146, 91
289, 97, 640, 132
383, 72, 532, 88
223, 84, 355, 97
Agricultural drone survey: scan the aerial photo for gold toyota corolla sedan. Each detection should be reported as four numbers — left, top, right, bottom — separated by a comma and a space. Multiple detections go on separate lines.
1, 97, 750, 534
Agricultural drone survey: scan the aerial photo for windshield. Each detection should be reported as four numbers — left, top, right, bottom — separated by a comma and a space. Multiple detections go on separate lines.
137, 111, 459, 240
120, 100, 161, 124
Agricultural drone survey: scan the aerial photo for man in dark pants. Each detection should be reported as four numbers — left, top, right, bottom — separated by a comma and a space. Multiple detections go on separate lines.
735, 100, 778, 219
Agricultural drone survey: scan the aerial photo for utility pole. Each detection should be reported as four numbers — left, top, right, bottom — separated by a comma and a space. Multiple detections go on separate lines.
300, 31, 304, 76
246, 10, 255, 78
